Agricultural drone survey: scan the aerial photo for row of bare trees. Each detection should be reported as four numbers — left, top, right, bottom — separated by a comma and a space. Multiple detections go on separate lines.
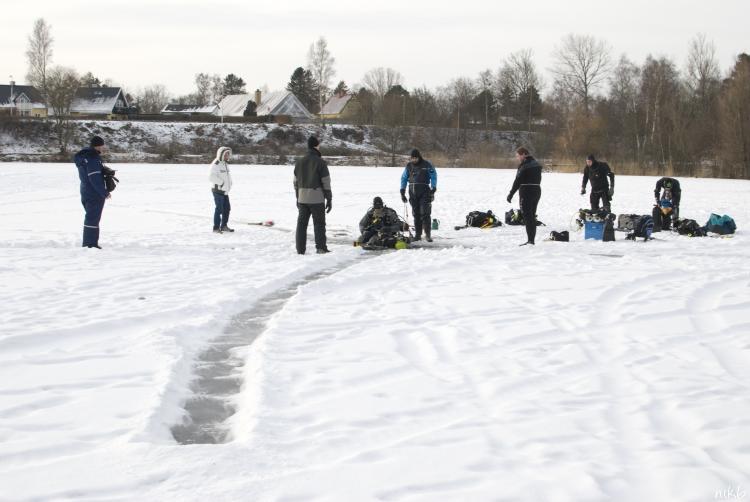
549, 34, 749, 178
19, 18, 749, 177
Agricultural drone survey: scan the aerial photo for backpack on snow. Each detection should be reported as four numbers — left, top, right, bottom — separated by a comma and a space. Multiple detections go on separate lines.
617, 213, 641, 231
626, 215, 653, 241
505, 209, 524, 225
505, 209, 544, 226
704, 213, 736, 235
676, 218, 707, 237
466, 210, 502, 228
549, 230, 569, 242
102, 165, 119, 192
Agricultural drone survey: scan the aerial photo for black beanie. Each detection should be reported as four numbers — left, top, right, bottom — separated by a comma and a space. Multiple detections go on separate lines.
587, 154, 596, 162
90, 136, 105, 147
373, 196, 383, 208
410, 148, 421, 159
308, 136, 320, 149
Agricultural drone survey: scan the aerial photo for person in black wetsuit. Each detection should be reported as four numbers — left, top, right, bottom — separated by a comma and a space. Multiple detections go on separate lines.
507, 147, 542, 246
654, 177, 681, 224
581, 154, 615, 212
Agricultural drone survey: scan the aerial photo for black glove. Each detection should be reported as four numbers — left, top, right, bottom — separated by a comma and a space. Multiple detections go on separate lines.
608, 187, 614, 197
325, 198, 332, 213
580, 188, 586, 195
400, 189, 407, 203
429, 188, 435, 202
506, 193, 513, 204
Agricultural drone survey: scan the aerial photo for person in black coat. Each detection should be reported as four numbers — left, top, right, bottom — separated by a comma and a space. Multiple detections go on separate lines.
294, 136, 332, 254
507, 147, 542, 246
73, 136, 111, 249
581, 155, 615, 212
654, 177, 681, 223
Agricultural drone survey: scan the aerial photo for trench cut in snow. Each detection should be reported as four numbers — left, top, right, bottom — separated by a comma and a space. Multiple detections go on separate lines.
170, 254, 375, 445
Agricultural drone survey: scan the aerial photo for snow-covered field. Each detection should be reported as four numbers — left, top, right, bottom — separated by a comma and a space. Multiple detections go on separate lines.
0, 162, 748, 502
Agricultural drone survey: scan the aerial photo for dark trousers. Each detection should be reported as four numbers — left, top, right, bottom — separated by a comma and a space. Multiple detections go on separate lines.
213, 192, 230, 228
296, 203, 327, 254
590, 190, 611, 212
410, 192, 432, 238
82, 197, 105, 247
520, 185, 541, 244
360, 228, 378, 245
672, 191, 681, 222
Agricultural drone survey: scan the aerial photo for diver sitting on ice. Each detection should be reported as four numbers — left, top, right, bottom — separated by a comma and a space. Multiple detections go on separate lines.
356, 196, 409, 249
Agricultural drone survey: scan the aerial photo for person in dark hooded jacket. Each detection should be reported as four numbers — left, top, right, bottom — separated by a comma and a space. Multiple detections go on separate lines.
654, 177, 682, 223
399, 148, 437, 242
357, 196, 408, 247
507, 147, 542, 246
581, 154, 615, 212
294, 136, 332, 254
74, 136, 110, 248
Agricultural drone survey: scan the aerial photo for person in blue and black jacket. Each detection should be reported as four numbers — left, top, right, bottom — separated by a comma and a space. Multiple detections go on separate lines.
400, 148, 437, 242
74, 136, 110, 249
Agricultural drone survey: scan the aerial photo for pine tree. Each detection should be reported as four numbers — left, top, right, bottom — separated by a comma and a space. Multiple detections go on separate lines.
286, 67, 317, 112
223, 74, 246, 96
333, 80, 349, 97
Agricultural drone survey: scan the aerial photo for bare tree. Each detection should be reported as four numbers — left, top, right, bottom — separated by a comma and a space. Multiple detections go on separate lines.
306, 36, 336, 112
686, 33, 720, 100
25, 18, 54, 100
551, 34, 612, 112
499, 49, 542, 97
719, 54, 750, 178
498, 49, 543, 130
194, 73, 212, 105
46, 66, 79, 153
448, 78, 477, 153
609, 55, 642, 161
362, 67, 403, 103
136, 85, 171, 114
477, 69, 494, 129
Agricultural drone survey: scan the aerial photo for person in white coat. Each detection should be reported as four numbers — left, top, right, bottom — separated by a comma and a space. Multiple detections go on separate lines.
209, 146, 234, 233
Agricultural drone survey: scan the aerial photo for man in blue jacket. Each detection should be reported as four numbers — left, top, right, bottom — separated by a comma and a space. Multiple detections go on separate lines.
74, 136, 111, 248
400, 149, 437, 242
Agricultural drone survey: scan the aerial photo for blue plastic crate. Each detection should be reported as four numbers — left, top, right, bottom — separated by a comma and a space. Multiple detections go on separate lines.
584, 221, 605, 240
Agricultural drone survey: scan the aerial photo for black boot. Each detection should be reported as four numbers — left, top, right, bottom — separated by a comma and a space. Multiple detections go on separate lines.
316, 247, 330, 254
213, 226, 222, 234
220, 226, 235, 232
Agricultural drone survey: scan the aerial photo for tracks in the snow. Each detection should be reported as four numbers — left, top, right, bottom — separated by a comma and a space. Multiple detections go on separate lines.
170, 253, 377, 444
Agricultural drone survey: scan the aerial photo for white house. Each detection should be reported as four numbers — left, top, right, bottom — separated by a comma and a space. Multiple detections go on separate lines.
0, 81, 47, 117
65, 87, 130, 118
216, 90, 313, 120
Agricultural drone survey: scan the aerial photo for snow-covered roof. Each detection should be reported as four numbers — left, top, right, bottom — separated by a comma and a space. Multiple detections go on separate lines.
0, 84, 45, 108
217, 92, 313, 119
216, 94, 254, 117
161, 103, 219, 114
70, 87, 129, 114
256, 91, 313, 119
320, 94, 353, 116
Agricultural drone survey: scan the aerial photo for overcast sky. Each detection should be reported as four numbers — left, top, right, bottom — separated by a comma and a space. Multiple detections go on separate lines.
3, 0, 749, 98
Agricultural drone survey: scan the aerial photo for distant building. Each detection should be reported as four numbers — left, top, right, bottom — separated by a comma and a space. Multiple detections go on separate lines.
0, 81, 47, 117
65, 87, 130, 118
216, 89, 313, 120
161, 103, 219, 116
319, 93, 359, 120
